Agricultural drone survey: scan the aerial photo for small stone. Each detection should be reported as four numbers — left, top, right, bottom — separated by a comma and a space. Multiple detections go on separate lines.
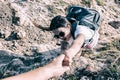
108, 21, 120, 29
17, 30, 26, 39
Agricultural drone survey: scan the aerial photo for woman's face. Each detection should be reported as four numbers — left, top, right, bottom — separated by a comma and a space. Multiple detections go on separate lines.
53, 25, 71, 40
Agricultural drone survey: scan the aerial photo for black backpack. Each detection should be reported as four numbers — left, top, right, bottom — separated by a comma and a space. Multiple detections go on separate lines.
66, 6, 101, 39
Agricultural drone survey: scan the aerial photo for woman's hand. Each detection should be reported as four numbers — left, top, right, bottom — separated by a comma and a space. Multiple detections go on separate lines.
62, 51, 73, 66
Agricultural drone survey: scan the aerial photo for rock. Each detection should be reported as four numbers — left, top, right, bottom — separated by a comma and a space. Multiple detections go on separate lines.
80, 76, 89, 80
0, 31, 5, 38
108, 21, 120, 29
17, 30, 26, 39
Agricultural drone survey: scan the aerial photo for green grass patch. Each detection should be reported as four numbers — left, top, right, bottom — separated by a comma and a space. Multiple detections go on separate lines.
81, 0, 92, 7
47, 5, 58, 14
112, 39, 120, 50
96, 0, 104, 6
59, 0, 67, 6
99, 65, 120, 79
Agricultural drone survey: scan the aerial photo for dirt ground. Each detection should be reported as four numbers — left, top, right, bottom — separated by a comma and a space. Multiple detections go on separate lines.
0, 0, 120, 80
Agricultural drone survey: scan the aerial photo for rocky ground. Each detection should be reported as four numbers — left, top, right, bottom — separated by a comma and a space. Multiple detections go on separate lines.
0, 0, 120, 80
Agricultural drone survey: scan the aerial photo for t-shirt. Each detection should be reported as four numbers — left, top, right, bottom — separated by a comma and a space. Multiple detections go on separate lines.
67, 25, 95, 47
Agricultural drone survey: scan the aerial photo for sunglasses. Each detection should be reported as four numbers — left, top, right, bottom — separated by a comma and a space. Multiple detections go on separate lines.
54, 32, 65, 38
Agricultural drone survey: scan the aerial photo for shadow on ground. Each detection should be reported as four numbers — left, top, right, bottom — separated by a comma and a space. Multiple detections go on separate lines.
0, 49, 61, 79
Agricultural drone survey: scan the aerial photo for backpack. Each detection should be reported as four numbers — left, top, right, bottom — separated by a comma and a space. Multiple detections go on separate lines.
66, 6, 101, 39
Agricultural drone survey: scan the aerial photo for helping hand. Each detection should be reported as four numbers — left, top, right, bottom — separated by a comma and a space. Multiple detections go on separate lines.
47, 54, 70, 77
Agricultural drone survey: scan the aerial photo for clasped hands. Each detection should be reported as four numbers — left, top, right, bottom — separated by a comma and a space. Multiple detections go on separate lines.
47, 53, 73, 78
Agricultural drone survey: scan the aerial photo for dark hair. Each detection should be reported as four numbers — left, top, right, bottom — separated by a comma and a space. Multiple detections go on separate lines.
50, 15, 71, 30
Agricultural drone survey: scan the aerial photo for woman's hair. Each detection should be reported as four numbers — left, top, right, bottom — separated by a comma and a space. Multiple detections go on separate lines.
50, 15, 71, 30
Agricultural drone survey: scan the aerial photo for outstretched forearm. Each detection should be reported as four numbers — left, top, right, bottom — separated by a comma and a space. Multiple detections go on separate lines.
3, 65, 52, 80
2, 54, 69, 80
65, 34, 85, 59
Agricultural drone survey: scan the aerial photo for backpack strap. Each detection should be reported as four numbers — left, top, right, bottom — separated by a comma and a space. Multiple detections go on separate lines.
70, 20, 79, 39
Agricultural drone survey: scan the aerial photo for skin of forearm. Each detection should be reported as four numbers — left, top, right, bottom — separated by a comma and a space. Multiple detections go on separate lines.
65, 34, 85, 59
2, 66, 52, 80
